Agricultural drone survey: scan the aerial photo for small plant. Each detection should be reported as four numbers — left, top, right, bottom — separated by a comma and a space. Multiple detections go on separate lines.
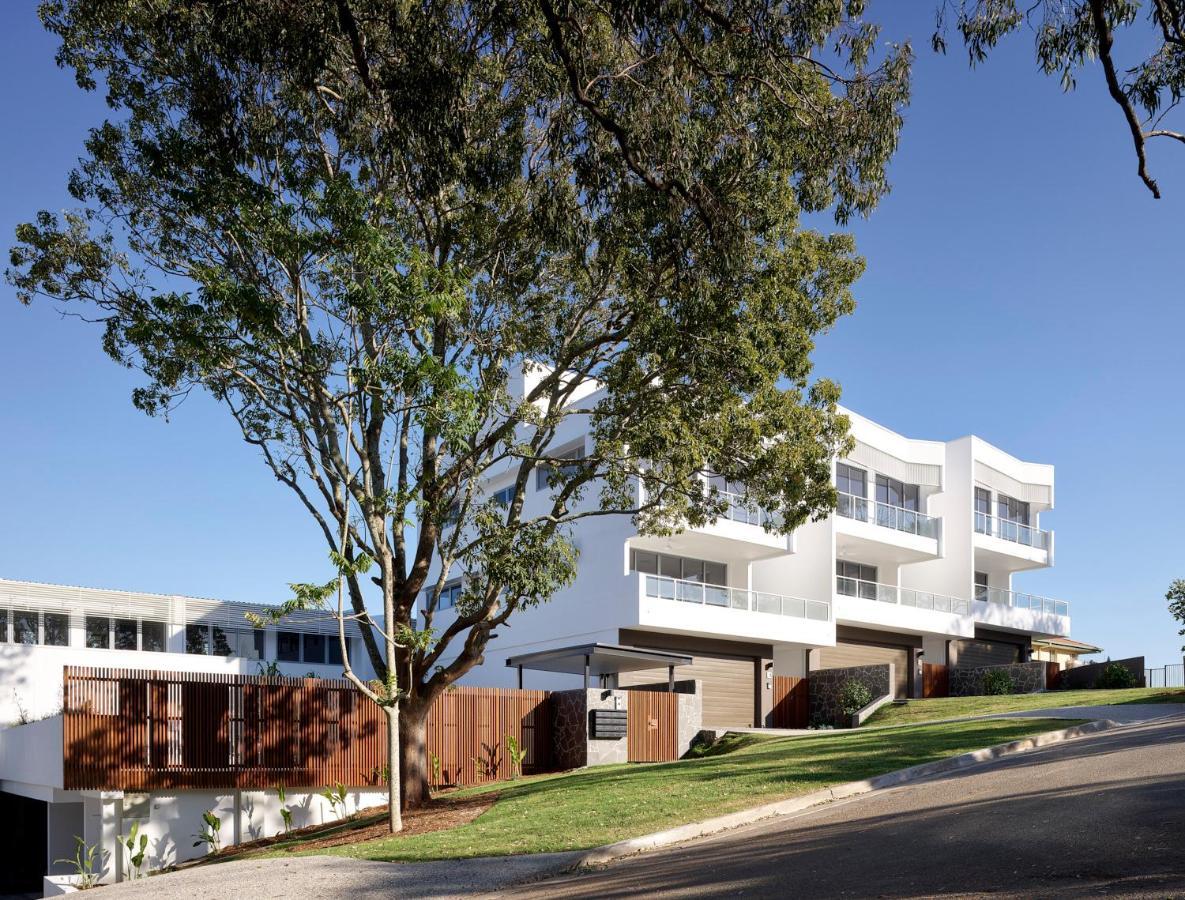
56, 836, 100, 890
321, 781, 348, 818
192, 810, 222, 853
839, 679, 873, 716
277, 784, 293, 832
473, 755, 491, 779
982, 669, 1014, 695
429, 751, 443, 789
1096, 662, 1137, 689
257, 660, 281, 677
506, 734, 527, 779
119, 820, 148, 880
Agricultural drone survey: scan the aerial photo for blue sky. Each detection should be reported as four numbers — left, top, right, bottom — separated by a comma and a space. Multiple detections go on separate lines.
0, 5, 1181, 666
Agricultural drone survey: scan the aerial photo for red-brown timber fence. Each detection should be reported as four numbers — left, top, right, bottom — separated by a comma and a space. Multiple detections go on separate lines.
771, 675, 809, 728
62, 668, 553, 792
922, 663, 950, 699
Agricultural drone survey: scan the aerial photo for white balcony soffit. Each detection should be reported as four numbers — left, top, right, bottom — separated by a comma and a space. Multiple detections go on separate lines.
847, 443, 941, 488
974, 462, 1051, 506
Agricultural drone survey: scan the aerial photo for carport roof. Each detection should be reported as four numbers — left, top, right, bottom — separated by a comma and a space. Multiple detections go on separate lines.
505, 643, 692, 676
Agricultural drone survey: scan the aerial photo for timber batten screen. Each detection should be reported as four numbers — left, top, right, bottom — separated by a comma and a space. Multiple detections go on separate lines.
62, 667, 387, 790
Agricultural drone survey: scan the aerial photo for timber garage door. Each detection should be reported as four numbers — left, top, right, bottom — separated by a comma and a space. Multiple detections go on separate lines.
953, 639, 1020, 668
620, 653, 757, 728
817, 642, 909, 699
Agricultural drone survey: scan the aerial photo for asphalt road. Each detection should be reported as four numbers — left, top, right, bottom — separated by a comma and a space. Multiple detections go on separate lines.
501, 715, 1185, 899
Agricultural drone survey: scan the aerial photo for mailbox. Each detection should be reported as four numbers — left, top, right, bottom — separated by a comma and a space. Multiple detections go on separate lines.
589, 708, 627, 739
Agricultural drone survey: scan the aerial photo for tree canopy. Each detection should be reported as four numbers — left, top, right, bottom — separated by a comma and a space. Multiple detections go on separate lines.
936, 0, 1185, 197
8, 0, 911, 812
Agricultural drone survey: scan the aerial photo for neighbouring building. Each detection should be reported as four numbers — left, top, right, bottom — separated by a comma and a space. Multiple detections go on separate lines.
430, 367, 1084, 730
0, 579, 384, 894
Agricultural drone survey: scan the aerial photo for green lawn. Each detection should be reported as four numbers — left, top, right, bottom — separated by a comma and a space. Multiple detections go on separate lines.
248, 717, 1078, 862
865, 687, 1185, 728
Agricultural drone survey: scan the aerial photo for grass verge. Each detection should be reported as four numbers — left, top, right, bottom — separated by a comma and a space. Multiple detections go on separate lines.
244, 717, 1081, 862
864, 687, 1185, 728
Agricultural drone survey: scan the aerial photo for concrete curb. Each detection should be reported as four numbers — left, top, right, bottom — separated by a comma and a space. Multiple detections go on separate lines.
572, 718, 1120, 869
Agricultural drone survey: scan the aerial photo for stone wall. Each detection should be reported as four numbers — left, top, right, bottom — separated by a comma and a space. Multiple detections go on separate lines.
808, 664, 893, 727
949, 661, 1047, 696
1058, 656, 1145, 690
551, 688, 630, 768
675, 683, 703, 758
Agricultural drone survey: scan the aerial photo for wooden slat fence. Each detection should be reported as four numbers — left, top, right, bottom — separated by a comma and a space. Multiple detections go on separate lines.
627, 691, 678, 762
1045, 661, 1063, 690
922, 663, 949, 699
63, 667, 387, 791
771, 675, 809, 728
425, 686, 551, 788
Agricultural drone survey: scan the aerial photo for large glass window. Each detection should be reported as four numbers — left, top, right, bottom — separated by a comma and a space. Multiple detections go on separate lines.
277, 631, 301, 662
303, 633, 326, 665
876, 475, 918, 510
185, 624, 210, 655
254, 630, 266, 660
13, 612, 38, 645
85, 616, 110, 649
435, 581, 464, 610
997, 494, 1030, 525
43, 613, 69, 646
629, 550, 728, 586
141, 620, 167, 652
114, 618, 138, 650
0, 609, 7, 642
535, 444, 585, 489
327, 638, 345, 666
836, 560, 878, 600
212, 626, 232, 656
836, 463, 867, 498
974, 571, 989, 602
974, 487, 992, 533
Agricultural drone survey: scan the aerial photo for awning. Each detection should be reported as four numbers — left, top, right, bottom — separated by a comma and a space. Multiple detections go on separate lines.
505, 643, 693, 689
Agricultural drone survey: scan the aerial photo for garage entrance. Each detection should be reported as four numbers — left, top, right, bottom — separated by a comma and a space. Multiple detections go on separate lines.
0, 791, 47, 894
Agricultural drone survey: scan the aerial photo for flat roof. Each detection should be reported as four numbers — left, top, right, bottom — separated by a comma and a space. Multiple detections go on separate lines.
505, 643, 692, 676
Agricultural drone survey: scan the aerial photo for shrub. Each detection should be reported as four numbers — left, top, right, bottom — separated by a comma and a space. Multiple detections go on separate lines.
839, 679, 873, 716
982, 669, 1014, 695
1096, 662, 1137, 689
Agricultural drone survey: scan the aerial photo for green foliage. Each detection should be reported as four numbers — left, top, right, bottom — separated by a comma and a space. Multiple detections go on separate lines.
1168, 579, 1185, 652
1096, 662, 1137, 689
10, 0, 912, 799
277, 784, 294, 832
981, 669, 1014, 696
55, 836, 100, 890
839, 679, 873, 716
256, 660, 281, 677
193, 810, 222, 853
506, 735, 527, 779
321, 781, 349, 818
429, 752, 443, 789
119, 820, 148, 879
934, 1, 1185, 197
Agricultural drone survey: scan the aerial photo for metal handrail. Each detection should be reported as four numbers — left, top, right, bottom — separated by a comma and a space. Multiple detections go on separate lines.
973, 511, 1050, 550
836, 492, 940, 539
974, 585, 1069, 617
835, 577, 969, 615
641, 573, 831, 622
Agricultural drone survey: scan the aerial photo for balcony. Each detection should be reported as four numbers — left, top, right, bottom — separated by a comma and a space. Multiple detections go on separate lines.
974, 512, 1050, 550
635, 573, 835, 646
838, 493, 940, 539
833, 576, 975, 636
833, 492, 940, 565
837, 577, 969, 615
972, 586, 1070, 637
713, 490, 782, 530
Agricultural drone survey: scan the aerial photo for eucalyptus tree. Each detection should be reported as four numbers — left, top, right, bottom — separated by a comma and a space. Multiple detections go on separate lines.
10, 0, 910, 825
935, 0, 1185, 197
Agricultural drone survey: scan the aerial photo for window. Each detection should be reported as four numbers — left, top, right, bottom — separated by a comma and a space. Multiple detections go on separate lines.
85, 616, 110, 650
997, 494, 1030, 525
836, 463, 867, 498
535, 444, 585, 490
142, 620, 167, 653
0, 609, 7, 642
43, 613, 68, 646
254, 630, 266, 660
836, 561, 878, 599
974, 487, 992, 533
974, 571, 989, 602
629, 550, 728, 586
212, 626, 232, 657
277, 631, 301, 662
185, 624, 210, 655
491, 485, 516, 507
114, 618, 138, 651
13, 612, 38, 645
327, 638, 344, 666
303, 633, 326, 665
437, 581, 464, 610
875, 475, 918, 511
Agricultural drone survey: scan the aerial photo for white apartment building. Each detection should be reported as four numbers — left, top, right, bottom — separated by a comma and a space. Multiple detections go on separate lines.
0, 580, 384, 893
433, 371, 1074, 731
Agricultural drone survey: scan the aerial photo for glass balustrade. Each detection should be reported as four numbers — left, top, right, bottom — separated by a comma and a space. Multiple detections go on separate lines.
642, 574, 831, 621
836, 492, 939, 539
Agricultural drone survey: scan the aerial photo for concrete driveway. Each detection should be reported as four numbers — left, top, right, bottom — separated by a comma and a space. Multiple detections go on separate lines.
502, 714, 1185, 899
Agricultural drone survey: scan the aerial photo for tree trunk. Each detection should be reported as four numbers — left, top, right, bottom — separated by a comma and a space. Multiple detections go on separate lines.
385, 705, 402, 833
400, 700, 431, 809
